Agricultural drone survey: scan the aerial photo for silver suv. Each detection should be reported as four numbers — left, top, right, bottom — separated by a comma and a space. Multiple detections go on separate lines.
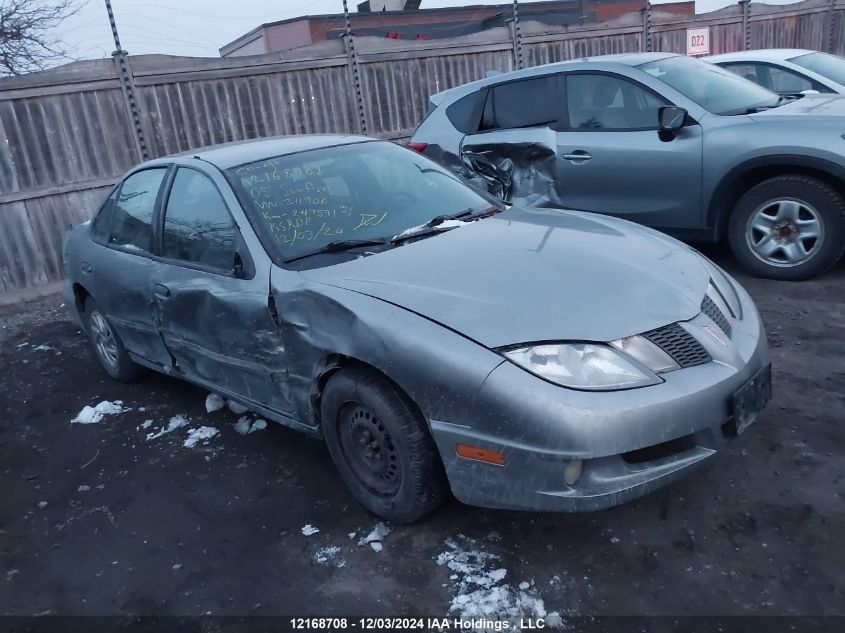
410, 52, 845, 280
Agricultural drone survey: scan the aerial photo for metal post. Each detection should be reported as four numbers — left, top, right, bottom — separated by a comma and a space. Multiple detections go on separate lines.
104, 0, 148, 161
642, 1, 652, 53
512, 0, 524, 70
342, 0, 368, 136
825, 0, 837, 53
739, 0, 751, 51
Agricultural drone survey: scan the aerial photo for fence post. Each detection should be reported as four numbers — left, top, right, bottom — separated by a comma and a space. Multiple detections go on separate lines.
641, 1, 652, 53
342, 0, 368, 136
739, 0, 751, 51
511, 0, 524, 70
104, 0, 148, 161
825, 0, 836, 53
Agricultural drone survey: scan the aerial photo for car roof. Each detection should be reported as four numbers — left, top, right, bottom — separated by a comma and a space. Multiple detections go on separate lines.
144, 134, 375, 170
708, 49, 814, 63
429, 52, 679, 103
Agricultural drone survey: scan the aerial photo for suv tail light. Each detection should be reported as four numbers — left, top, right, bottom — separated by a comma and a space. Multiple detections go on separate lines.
407, 142, 428, 153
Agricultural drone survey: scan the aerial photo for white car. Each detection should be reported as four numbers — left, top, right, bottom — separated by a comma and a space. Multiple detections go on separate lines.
708, 49, 845, 96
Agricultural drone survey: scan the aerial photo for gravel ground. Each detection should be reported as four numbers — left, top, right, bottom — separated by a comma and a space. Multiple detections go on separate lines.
1, 245, 843, 624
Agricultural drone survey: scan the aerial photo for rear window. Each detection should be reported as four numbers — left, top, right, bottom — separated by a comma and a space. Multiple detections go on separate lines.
445, 90, 485, 133
480, 76, 559, 131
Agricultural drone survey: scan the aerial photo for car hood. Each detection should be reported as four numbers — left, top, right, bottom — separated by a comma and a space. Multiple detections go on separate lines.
300, 208, 711, 348
749, 94, 845, 122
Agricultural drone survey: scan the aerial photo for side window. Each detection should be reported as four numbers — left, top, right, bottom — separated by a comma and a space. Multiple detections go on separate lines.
446, 90, 485, 133
566, 74, 667, 130
722, 63, 765, 87
89, 186, 119, 242
162, 168, 238, 271
480, 76, 558, 131
767, 65, 815, 94
107, 168, 167, 252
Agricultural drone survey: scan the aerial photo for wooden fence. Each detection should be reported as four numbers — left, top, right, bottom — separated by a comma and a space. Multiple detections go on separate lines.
0, 0, 843, 298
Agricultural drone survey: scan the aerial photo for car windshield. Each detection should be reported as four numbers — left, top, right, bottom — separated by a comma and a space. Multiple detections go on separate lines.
226, 141, 495, 263
789, 51, 845, 87
639, 55, 781, 115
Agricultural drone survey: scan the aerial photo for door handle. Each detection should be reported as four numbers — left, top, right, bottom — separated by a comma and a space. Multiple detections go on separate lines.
561, 150, 592, 163
153, 283, 171, 300
80, 262, 93, 274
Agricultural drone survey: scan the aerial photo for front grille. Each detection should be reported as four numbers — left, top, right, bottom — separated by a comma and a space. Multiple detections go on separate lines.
701, 294, 732, 338
643, 323, 712, 369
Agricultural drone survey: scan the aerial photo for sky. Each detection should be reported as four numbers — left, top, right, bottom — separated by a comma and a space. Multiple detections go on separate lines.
57, 0, 803, 61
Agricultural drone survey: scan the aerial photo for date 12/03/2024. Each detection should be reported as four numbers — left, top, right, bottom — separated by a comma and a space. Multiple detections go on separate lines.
289, 617, 550, 630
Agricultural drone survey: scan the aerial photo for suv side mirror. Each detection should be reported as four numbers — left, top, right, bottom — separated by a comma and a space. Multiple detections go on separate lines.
659, 106, 687, 133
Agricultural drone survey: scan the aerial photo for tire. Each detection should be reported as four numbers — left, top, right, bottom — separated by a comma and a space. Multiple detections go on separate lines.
728, 175, 845, 281
320, 366, 448, 523
84, 298, 146, 382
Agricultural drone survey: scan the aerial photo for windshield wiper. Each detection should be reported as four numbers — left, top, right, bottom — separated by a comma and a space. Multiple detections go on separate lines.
283, 239, 388, 263
391, 206, 500, 245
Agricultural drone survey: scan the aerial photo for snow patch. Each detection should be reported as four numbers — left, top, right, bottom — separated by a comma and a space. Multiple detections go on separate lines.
227, 400, 249, 415
183, 426, 219, 448
140, 420, 153, 429
33, 344, 53, 352
205, 393, 225, 413
146, 415, 188, 440
301, 524, 320, 536
358, 522, 391, 550
72, 400, 124, 424
234, 416, 268, 435
313, 546, 345, 567
436, 536, 561, 627
392, 218, 468, 240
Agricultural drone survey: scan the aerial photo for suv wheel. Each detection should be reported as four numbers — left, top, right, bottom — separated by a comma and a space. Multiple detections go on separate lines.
728, 175, 845, 280
321, 366, 448, 523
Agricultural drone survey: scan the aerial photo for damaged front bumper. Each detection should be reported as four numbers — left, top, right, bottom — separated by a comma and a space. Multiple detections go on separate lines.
429, 283, 770, 513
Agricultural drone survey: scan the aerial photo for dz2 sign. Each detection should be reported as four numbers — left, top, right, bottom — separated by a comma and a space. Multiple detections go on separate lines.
686, 27, 710, 56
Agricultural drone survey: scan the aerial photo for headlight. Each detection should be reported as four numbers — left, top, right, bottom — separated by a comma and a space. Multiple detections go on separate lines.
503, 343, 661, 391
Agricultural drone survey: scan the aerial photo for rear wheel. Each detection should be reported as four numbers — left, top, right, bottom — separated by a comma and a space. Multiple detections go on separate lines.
728, 175, 845, 280
321, 366, 448, 523
85, 299, 146, 382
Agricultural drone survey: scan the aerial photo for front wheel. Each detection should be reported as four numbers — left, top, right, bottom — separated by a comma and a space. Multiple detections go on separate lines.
321, 366, 448, 523
728, 175, 845, 280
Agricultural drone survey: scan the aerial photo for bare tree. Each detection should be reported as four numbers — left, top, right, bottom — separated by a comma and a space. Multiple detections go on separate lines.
0, 0, 82, 76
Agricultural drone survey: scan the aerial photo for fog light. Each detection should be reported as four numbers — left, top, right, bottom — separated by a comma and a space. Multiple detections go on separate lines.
564, 459, 583, 486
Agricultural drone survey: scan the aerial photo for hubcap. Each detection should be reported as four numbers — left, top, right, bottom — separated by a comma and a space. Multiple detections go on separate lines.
90, 311, 119, 369
338, 403, 400, 497
746, 198, 824, 267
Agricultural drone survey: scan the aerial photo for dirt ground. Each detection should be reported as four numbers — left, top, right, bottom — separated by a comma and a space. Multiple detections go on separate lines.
1, 244, 843, 625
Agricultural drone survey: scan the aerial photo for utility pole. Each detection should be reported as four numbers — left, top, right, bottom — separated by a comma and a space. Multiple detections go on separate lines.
342, 0, 368, 135
104, 0, 148, 160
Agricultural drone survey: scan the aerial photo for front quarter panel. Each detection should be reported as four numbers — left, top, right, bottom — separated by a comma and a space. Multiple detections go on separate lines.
269, 268, 505, 432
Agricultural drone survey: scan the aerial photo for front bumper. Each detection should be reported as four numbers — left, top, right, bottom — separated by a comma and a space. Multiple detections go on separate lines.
430, 281, 770, 512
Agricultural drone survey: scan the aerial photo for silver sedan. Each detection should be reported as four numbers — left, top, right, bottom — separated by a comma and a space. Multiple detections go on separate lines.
62, 136, 771, 522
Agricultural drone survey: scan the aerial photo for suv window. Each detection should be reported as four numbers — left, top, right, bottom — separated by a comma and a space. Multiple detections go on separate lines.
480, 76, 558, 130
162, 168, 237, 271
446, 90, 484, 133
101, 168, 167, 252
767, 65, 816, 94
721, 63, 762, 85
566, 74, 667, 130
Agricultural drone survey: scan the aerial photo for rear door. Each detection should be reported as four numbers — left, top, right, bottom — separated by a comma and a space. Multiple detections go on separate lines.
459, 74, 564, 207
148, 165, 289, 413
553, 71, 704, 230
84, 167, 172, 367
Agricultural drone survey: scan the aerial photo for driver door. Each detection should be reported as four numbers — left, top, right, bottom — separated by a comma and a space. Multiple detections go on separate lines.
554, 72, 704, 230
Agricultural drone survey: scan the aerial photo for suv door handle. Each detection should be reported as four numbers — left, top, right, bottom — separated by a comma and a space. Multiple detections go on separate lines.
153, 284, 171, 300
80, 262, 93, 274
561, 150, 592, 163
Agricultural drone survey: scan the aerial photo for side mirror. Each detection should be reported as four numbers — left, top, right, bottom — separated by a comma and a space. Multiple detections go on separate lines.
659, 106, 687, 133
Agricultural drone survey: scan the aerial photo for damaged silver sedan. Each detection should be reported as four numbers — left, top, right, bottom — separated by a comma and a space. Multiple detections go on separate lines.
63, 135, 771, 522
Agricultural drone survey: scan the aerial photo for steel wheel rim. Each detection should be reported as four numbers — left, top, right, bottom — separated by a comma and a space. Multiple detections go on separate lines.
338, 402, 400, 497
745, 198, 824, 268
90, 311, 119, 369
